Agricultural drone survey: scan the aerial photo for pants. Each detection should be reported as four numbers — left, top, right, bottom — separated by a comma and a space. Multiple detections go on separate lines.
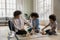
46, 29, 56, 35
8, 21, 27, 35
16, 30, 27, 35
28, 27, 40, 33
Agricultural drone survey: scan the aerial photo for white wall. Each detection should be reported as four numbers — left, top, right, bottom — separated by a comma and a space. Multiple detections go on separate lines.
33, 0, 37, 12
23, 0, 33, 15
16, 0, 24, 12
53, 0, 60, 30
16, 0, 33, 15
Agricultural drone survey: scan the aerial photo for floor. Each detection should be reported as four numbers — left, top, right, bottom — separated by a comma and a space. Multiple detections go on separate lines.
0, 26, 60, 40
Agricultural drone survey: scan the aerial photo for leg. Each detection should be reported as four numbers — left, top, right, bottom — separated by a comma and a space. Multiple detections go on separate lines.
16, 30, 27, 35
35, 29, 40, 33
45, 29, 53, 35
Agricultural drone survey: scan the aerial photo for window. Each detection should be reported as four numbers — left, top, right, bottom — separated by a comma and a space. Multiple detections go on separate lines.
6, 0, 16, 17
34, 0, 53, 20
0, 0, 5, 17
0, 0, 16, 17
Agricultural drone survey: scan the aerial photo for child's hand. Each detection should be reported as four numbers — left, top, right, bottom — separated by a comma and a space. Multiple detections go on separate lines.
21, 27, 24, 30
32, 27, 35, 30
40, 30, 46, 35
31, 29, 35, 34
21, 29, 24, 30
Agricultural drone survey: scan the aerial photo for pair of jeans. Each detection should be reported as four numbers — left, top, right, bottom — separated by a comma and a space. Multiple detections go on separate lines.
28, 27, 40, 33
16, 30, 27, 35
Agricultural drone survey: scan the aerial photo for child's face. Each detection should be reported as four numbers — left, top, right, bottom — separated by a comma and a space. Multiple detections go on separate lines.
49, 19, 54, 23
15, 15, 20, 19
32, 17, 36, 20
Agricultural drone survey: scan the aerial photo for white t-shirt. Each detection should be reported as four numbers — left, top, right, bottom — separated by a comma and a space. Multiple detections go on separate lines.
13, 16, 32, 30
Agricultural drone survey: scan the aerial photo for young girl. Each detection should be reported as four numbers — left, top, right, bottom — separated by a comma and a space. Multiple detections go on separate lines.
28, 13, 40, 34
41, 14, 57, 35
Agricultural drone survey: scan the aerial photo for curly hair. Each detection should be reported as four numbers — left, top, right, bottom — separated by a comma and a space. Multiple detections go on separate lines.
14, 10, 22, 17
49, 14, 56, 21
30, 12, 39, 18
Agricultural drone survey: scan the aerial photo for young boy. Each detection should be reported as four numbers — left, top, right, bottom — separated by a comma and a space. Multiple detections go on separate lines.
28, 13, 40, 34
42, 14, 57, 35
9, 10, 32, 37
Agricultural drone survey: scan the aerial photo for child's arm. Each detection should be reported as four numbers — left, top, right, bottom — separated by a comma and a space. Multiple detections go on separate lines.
22, 16, 33, 27
42, 23, 50, 31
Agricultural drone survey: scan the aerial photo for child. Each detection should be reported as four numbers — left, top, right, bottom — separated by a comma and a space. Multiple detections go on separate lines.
9, 10, 32, 37
28, 13, 40, 34
42, 14, 57, 35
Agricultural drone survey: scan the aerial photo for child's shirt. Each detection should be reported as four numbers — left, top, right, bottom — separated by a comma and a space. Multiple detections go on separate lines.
30, 18, 40, 29
48, 21, 57, 31
13, 16, 32, 30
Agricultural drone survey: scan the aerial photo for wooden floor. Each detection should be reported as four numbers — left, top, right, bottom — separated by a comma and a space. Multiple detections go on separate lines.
0, 26, 60, 40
